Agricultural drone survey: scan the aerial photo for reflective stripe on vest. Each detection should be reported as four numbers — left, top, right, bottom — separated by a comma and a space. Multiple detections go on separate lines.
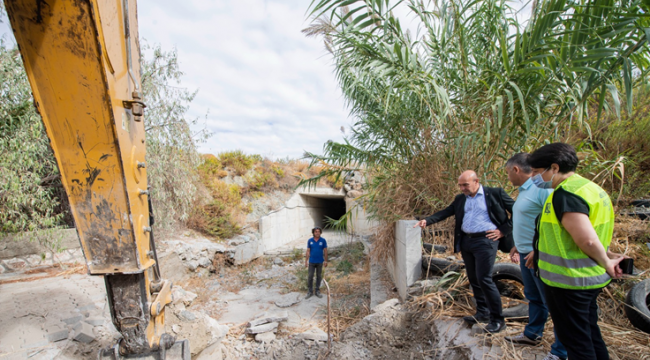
538, 174, 614, 290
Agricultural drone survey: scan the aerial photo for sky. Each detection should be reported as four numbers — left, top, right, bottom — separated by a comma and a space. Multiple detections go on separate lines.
0, 0, 531, 160
0, 0, 352, 159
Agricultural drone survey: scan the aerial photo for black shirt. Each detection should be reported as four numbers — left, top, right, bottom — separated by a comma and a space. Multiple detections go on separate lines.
532, 188, 590, 250
552, 187, 590, 222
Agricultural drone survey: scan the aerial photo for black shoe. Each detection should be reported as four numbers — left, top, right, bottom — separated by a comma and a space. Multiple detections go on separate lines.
484, 320, 506, 334
305, 292, 313, 299
504, 333, 542, 345
463, 314, 490, 324
315, 291, 323, 298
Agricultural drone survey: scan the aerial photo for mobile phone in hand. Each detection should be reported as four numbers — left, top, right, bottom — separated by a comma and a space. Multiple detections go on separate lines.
619, 258, 634, 275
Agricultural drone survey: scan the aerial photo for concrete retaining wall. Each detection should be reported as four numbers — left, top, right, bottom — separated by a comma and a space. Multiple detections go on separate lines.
345, 199, 380, 236
386, 220, 422, 300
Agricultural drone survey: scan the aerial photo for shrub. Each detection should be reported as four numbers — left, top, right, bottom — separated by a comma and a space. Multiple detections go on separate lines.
218, 150, 259, 175
0, 43, 64, 237
198, 154, 222, 176
246, 171, 278, 191
189, 180, 243, 239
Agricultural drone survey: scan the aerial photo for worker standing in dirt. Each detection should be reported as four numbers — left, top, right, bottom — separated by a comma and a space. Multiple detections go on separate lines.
526, 143, 624, 360
415, 170, 514, 334
305, 226, 328, 299
503, 153, 567, 360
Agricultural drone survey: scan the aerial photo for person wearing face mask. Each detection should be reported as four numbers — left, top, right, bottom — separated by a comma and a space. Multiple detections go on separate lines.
503, 153, 567, 360
526, 142, 624, 360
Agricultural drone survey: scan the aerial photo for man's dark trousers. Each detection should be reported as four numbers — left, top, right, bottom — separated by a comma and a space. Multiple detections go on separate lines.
307, 262, 323, 294
545, 285, 608, 360
460, 234, 503, 322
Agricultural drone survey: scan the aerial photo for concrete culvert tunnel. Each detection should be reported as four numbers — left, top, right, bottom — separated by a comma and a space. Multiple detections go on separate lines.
300, 194, 347, 230
259, 187, 378, 252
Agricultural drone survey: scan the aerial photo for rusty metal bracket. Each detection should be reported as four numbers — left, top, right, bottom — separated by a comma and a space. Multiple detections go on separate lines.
123, 99, 146, 122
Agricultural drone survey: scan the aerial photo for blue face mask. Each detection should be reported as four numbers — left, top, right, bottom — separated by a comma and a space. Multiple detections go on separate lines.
531, 168, 554, 189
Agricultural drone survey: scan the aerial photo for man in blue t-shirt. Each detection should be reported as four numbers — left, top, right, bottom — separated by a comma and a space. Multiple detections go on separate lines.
305, 227, 328, 299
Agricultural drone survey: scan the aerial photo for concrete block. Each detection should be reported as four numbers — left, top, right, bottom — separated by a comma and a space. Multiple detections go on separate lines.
3, 258, 27, 271
255, 332, 276, 343
198, 256, 212, 268
84, 317, 105, 326
46, 327, 70, 342
231, 241, 263, 265
245, 322, 278, 334
196, 342, 224, 360
73, 321, 95, 343
297, 328, 328, 342
178, 310, 197, 322
78, 303, 97, 313
62, 315, 83, 325
247, 311, 288, 327
389, 220, 422, 300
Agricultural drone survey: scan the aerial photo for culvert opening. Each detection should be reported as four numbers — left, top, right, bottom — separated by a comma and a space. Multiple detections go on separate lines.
299, 194, 347, 230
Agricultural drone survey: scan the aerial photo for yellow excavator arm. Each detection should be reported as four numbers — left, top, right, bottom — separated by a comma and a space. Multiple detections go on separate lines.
5, 0, 187, 358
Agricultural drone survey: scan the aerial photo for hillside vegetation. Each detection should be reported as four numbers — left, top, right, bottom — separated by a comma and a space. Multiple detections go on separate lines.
189, 150, 343, 240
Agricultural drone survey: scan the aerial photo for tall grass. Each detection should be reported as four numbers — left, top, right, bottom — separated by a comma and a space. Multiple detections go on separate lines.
302, 0, 650, 260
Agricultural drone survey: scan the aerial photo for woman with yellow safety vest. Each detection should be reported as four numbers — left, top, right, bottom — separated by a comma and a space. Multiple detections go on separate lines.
525, 143, 625, 360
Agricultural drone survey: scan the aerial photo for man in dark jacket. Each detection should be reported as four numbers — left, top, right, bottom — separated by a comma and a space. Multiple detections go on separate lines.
415, 170, 514, 333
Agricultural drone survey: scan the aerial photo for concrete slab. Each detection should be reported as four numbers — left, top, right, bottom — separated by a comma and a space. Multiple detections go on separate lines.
0, 274, 114, 358
386, 220, 422, 300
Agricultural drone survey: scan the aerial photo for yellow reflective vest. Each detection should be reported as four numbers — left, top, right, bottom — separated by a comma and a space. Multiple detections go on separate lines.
538, 174, 614, 289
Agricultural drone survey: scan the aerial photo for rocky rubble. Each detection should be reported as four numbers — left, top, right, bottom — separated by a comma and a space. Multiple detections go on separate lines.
166, 238, 227, 271
167, 285, 230, 358
343, 171, 365, 199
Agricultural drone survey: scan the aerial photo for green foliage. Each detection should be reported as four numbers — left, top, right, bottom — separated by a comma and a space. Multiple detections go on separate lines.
291, 248, 304, 262
584, 84, 650, 199
0, 40, 207, 239
218, 150, 259, 175
196, 200, 241, 239
141, 43, 210, 234
0, 42, 63, 235
303, 0, 650, 227
189, 179, 243, 239
198, 155, 223, 176
246, 170, 279, 191
290, 267, 309, 292
272, 166, 285, 178
333, 242, 365, 276
336, 259, 354, 275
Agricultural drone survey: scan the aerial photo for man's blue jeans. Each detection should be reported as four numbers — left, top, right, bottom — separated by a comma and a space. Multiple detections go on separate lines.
520, 252, 567, 359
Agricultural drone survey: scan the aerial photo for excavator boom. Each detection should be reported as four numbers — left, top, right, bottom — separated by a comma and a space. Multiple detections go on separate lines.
4, 0, 186, 357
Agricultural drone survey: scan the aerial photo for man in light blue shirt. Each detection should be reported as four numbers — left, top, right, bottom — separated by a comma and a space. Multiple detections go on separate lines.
504, 153, 567, 360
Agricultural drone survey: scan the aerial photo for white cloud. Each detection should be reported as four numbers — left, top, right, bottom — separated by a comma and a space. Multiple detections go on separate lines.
136, 0, 351, 158
0, 0, 351, 159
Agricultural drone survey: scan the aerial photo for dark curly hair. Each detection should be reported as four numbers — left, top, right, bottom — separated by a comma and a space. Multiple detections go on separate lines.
528, 143, 579, 173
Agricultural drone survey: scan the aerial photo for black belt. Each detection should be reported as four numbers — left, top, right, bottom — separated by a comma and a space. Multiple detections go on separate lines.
462, 231, 487, 239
